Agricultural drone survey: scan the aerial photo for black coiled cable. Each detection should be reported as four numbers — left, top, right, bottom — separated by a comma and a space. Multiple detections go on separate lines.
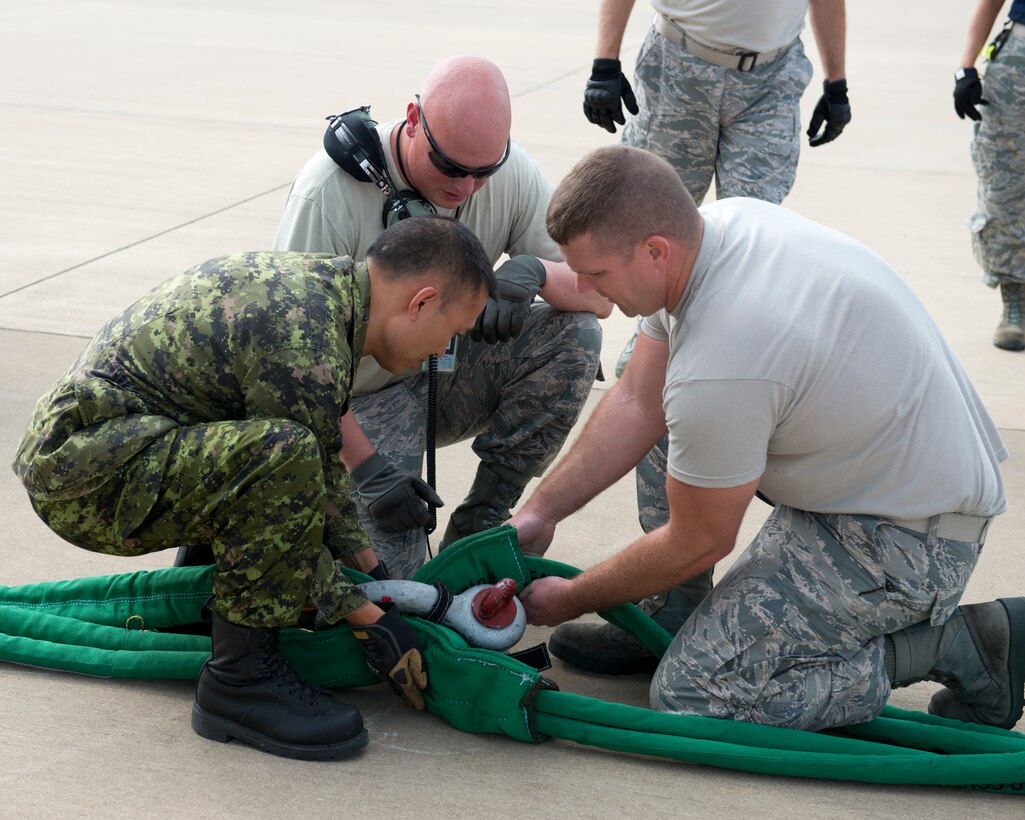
424, 353, 438, 557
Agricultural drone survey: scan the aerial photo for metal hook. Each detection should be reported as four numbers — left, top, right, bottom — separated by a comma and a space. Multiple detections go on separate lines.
125, 614, 146, 631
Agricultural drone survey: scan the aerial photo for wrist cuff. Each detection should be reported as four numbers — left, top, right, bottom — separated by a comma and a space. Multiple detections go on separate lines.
350, 452, 387, 486
591, 58, 623, 80
509, 254, 547, 288
823, 78, 848, 102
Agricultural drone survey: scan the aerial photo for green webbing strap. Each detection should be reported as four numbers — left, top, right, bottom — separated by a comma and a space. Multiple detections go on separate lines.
531, 691, 1025, 791
3, 526, 1025, 794
1, 608, 210, 678
0, 564, 214, 629
0, 565, 214, 678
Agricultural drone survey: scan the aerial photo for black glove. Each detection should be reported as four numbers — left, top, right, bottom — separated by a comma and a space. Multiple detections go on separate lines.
349, 605, 429, 710
583, 58, 639, 134
953, 67, 988, 121
471, 255, 547, 344
807, 79, 851, 147
367, 559, 389, 581
351, 453, 443, 533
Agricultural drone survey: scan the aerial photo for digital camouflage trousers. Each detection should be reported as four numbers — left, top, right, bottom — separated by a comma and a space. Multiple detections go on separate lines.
28, 419, 368, 628
350, 304, 602, 579
970, 26, 1025, 287
651, 506, 981, 731
623, 24, 814, 205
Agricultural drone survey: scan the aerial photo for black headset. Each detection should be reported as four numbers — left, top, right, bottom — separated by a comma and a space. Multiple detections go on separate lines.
323, 106, 436, 229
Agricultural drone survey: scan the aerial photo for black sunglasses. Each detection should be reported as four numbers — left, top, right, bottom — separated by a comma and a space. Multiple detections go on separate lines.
415, 94, 511, 180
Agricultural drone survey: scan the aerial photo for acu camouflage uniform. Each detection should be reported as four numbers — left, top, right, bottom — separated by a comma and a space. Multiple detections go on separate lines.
12, 252, 372, 628
970, 24, 1025, 288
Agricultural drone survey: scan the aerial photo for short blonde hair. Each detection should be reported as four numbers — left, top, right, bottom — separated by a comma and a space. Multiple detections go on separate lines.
547, 146, 700, 257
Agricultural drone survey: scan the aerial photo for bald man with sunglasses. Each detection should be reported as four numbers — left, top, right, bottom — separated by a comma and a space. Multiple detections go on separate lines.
272, 56, 611, 580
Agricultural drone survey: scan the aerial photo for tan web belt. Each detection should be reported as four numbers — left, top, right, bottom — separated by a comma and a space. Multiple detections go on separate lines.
654, 14, 795, 72
887, 513, 991, 543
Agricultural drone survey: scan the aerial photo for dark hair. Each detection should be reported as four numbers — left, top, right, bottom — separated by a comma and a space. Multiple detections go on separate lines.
547, 146, 700, 258
366, 216, 497, 304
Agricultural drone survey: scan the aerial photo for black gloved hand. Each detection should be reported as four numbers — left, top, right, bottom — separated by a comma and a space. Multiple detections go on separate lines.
583, 58, 639, 134
367, 559, 389, 581
807, 79, 851, 147
471, 255, 547, 344
350, 604, 429, 710
351, 453, 443, 534
953, 67, 988, 121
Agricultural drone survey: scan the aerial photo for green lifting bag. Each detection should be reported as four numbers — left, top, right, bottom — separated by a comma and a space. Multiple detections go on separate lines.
2, 525, 1024, 795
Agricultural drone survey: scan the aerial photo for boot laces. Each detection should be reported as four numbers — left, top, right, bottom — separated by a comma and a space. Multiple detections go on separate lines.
1003, 284, 1024, 325
255, 631, 330, 707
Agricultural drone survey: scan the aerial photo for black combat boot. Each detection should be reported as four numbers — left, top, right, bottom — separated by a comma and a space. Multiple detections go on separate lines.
192, 612, 368, 760
549, 620, 661, 675
548, 571, 713, 675
439, 462, 532, 548
172, 544, 214, 567
887, 598, 1025, 730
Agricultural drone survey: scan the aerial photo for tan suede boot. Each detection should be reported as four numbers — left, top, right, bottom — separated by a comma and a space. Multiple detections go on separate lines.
994, 282, 1025, 351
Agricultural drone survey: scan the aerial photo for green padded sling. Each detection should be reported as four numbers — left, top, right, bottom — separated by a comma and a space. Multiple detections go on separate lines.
1, 525, 1023, 795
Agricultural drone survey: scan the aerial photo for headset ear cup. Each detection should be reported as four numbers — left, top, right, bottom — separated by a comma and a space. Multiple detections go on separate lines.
383, 195, 401, 228
318, 104, 436, 229
323, 106, 387, 183
383, 190, 437, 229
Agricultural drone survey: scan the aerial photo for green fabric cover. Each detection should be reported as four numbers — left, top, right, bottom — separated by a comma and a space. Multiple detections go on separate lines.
2, 525, 1024, 794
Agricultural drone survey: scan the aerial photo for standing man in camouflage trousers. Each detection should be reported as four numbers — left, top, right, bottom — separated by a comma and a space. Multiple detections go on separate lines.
273, 56, 610, 580
953, 0, 1025, 351
13, 217, 496, 761
556, 0, 852, 674
512, 146, 1023, 733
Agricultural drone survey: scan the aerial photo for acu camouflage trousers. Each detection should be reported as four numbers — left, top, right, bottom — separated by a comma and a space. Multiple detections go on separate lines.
651, 507, 981, 731
970, 24, 1025, 287
350, 303, 602, 580
29, 419, 368, 628
623, 23, 814, 205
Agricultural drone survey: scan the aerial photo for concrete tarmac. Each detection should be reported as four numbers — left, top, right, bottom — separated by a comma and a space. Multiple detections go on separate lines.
2, 1, 1023, 817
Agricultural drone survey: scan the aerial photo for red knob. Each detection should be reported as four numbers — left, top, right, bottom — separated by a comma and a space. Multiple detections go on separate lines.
471, 578, 519, 628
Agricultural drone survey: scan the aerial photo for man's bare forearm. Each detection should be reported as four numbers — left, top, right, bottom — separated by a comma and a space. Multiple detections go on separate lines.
808, 0, 847, 81
340, 408, 376, 471
539, 260, 613, 317
959, 0, 1006, 67
524, 380, 665, 524
596, 0, 638, 59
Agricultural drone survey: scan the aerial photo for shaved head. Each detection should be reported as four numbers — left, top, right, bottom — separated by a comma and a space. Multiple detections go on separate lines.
418, 56, 512, 167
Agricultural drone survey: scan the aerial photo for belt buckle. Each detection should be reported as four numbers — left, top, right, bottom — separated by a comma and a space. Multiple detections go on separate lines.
737, 51, 758, 71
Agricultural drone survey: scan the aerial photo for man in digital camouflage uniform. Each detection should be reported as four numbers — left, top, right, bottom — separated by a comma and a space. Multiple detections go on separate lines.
513, 146, 1024, 733
272, 55, 611, 581
953, 0, 1025, 351
13, 216, 496, 761
557, 0, 853, 674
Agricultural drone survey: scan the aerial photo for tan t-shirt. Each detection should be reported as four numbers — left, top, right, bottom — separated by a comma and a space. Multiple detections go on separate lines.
273, 120, 560, 393
642, 198, 1007, 520
651, 0, 807, 53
